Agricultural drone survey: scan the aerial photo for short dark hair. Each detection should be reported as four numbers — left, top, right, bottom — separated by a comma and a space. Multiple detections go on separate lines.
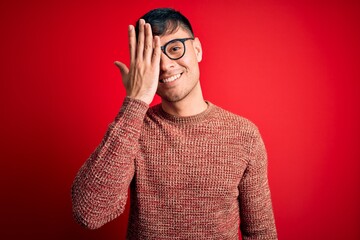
135, 8, 194, 38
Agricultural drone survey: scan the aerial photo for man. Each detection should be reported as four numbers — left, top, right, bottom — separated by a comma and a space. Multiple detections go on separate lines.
72, 8, 277, 239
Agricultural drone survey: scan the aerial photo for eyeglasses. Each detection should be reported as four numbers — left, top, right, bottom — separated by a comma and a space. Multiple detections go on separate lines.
160, 37, 195, 60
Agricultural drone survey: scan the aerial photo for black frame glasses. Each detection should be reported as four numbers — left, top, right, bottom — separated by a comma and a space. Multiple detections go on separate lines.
160, 37, 195, 60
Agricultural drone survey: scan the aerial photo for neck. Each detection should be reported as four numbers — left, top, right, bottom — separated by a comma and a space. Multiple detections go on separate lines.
161, 83, 208, 117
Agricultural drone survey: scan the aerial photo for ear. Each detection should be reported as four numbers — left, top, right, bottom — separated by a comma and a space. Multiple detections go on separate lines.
193, 37, 202, 62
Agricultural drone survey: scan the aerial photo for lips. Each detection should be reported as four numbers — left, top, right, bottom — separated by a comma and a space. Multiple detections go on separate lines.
159, 73, 182, 83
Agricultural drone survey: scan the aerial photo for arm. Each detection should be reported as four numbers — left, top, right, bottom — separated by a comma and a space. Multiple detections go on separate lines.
239, 127, 278, 239
71, 97, 148, 229
71, 20, 160, 229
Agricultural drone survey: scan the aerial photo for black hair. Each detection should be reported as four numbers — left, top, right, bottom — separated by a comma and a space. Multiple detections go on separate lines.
135, 8, 194, 38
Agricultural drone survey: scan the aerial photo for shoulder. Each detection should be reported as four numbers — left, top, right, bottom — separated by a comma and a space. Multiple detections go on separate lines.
210, 103, 265, 163
211, 103, 260, 135
211, 104, 267, 161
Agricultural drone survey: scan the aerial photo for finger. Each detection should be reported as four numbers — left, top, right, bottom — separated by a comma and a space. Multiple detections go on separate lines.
114, 61, 129, 77
152, 36, 161, 66
136, 19, 145, 61
128, 25, 136, 64
143, 23, 153, 62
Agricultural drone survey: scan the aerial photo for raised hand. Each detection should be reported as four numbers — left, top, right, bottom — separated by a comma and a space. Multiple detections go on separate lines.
114, 19, 161, 105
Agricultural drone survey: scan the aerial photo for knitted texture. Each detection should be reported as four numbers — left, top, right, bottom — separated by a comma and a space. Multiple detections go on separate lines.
72, 97, 277, 239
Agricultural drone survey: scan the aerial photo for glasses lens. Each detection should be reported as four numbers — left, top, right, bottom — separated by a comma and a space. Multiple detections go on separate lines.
165, 40, 185, 59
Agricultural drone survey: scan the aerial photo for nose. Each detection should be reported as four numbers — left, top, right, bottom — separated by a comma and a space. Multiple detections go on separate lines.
160, 52, 175, 72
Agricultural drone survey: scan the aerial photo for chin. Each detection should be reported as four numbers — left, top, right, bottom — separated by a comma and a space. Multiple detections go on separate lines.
160, 91, 192, 103
160, 95, 182, 103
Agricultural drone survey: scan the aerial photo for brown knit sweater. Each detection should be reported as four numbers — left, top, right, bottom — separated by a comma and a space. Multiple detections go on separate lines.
72, 97, 277, 239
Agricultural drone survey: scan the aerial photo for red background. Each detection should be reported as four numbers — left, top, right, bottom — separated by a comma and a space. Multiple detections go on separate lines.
1, 0, 360, 239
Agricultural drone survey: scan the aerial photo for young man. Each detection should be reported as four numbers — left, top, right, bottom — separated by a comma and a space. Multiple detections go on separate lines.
72, 8, 278, 239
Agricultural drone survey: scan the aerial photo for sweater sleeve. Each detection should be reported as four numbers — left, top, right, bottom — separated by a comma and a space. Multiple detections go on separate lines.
239, 127, 278, 239
71, 97, 149, 229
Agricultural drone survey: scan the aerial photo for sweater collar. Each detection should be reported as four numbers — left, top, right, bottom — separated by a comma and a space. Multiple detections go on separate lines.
154, 101, 214, 125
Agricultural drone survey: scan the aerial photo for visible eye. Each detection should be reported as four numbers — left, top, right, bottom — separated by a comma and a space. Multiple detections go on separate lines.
170, 46, 181, 52
166, 42, 183, 54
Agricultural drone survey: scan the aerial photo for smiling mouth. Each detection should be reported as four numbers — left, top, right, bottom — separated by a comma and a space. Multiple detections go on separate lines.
159, 73, 182, 83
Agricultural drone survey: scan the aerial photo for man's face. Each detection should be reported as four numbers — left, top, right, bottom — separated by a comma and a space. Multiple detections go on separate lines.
156, 27, 202, 103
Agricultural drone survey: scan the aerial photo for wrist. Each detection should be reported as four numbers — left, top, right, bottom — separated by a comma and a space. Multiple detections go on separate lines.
126, 93, 154, 105
126, 95, 151, 105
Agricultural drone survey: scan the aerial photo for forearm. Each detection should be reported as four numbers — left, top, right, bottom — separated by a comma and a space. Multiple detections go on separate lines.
71, 97, 148, 229
239, 128, 277, 239
240, 171, 277, 239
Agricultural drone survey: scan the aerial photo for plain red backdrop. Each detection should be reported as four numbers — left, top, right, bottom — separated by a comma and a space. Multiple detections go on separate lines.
1, 0, 359, 239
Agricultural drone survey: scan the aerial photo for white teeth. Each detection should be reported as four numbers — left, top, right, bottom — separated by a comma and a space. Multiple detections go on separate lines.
161, 73, 181, 83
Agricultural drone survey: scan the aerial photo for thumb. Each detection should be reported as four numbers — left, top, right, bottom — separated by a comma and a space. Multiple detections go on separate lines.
114, 61, 129, 76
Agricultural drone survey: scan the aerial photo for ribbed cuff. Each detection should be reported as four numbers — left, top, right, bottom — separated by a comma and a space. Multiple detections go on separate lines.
114, 96, 149, 126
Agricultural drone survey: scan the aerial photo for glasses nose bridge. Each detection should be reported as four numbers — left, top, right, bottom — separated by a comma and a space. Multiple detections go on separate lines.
160, 45, 175, 61
160, 46, 166, 54
160, 49, 176, 70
